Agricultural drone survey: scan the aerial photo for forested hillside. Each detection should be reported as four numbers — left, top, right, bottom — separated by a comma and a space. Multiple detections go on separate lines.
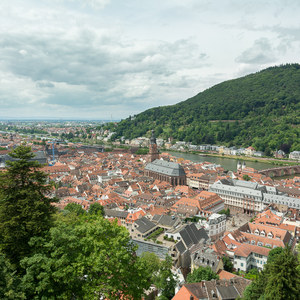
112, 64, 300, 154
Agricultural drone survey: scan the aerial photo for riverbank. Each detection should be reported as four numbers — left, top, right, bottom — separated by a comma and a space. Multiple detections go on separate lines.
165, 149, 299, 167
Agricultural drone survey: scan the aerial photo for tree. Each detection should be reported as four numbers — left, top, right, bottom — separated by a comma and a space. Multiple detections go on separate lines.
186, 266, 219, 283
88, 202, 105, 217
243, 246, 299, 300
139, 252, 161, 282
264, 247, 299, 300
219, 208, 230, 217
267, 247, 283, 264
154, 255, 177, 300
243, 175, 251, 181
20, 216, 151, 300
0, 253, 25, 299
64, 202, 86, 216
222, 256, 233, 272
243, 271, 266, 300
0, 146, 57, 271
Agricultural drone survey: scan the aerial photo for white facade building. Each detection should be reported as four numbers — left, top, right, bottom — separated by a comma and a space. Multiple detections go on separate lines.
209, 179, 300, 215
234, 244, 270, 272
208, 213, 226, 241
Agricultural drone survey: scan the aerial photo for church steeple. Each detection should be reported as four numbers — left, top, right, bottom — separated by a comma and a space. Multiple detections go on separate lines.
150, 130, 156, 145
149, 130, 159, 162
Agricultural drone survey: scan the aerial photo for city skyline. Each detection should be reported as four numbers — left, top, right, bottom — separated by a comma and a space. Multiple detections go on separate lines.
1, 0, 300, 119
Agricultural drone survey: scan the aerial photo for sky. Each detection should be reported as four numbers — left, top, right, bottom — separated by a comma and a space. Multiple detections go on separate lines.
0, 0, 300, 120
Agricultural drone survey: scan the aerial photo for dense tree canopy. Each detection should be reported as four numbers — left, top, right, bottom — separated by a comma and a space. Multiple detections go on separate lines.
0, 146, 57, 270
243, 246, 299, 300
21, 216, 151, 300
222, 256, 233, 272
0, 147, 157, 299
112, 64, 300, 153
88, 202, 105, 217
186, 266, 219, 283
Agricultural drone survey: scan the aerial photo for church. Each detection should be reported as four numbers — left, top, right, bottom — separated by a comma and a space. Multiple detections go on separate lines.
144, 131, 186, 186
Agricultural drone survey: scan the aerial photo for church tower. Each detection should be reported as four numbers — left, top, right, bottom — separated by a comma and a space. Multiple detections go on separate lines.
149, 130, 159, 162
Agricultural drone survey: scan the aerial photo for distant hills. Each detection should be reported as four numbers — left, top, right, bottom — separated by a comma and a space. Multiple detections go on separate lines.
112, 64, 300, 154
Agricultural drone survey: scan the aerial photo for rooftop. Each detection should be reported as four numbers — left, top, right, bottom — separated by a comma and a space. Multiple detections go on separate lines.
145, 159, 186, 177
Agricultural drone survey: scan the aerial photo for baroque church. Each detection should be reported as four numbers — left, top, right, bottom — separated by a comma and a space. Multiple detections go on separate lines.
144, 131, 186, 186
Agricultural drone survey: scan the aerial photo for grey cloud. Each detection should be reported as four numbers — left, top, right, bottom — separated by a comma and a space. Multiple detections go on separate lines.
36, 81, 55, 88
0, 29, 208, 113
235, 38, 276, 64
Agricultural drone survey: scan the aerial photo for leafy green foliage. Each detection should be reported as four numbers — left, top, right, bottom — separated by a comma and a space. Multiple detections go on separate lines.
139, 252, 161, 284
0, 146, 57, 271
135, 148, 149, 155
243, 175, 251, 181
267, 247, 284, 264
20, 216, 151, 300
219, 208, 230, 216
0, 254, 25, 299
145, 227, 164, 241
113, 64, 300, 153
64, 202, 86, 215
154, 255, 178, 299
222, 256, 233, 272
243, 246, 299, 300
186, 266, 219, 283
0, 147, 157, 299
244, 268, 259, 280
88, 202, 105, 217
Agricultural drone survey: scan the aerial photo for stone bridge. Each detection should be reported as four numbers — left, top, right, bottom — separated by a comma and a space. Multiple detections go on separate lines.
258, 165, 300, 177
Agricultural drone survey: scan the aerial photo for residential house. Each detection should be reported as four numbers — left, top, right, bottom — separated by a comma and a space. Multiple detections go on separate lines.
172, 278, 251, 300
234, 244, 270, 272
130, 216, 158, 239
208, 213, 226, 241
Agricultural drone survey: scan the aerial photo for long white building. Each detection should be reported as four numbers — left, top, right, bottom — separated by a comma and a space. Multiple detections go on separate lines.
209, 179, 300, 215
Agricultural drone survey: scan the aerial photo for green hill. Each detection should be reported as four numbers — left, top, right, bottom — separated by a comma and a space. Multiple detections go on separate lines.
112, 64, 300, 154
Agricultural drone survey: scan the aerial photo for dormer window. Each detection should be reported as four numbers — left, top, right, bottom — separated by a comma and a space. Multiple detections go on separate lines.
268, 232, 273, 238
260, 231, 265, 237
254, 229, 260, 235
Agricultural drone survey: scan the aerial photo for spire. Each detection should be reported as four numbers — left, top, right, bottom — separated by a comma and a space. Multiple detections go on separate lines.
150, 130, 156, 145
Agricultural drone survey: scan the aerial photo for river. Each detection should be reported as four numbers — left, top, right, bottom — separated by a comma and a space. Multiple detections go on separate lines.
170, 151, 273, 172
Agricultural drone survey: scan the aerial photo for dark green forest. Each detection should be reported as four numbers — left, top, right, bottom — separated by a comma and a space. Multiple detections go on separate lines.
112, 64, 300, 154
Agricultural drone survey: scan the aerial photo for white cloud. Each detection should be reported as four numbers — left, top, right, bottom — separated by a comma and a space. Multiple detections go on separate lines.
0, 0, 299, 119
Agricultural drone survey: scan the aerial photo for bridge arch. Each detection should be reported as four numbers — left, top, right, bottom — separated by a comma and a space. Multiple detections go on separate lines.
258, 165, 300, 178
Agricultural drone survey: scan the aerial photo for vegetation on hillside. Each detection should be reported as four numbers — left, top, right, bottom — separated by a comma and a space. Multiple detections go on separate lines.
112, 64, 300, 154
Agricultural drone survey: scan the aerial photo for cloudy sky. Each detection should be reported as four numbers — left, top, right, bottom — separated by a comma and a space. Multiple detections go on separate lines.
1, 0, 300, 120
